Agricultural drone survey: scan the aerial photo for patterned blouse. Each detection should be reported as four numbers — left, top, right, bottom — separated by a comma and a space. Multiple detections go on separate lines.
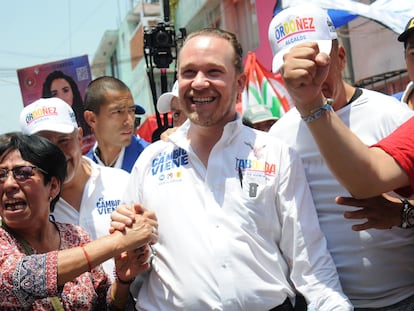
0, 222, 112, 310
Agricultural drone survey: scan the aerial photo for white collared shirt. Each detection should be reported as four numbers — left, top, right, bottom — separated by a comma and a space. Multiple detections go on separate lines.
125, 118, 351, 311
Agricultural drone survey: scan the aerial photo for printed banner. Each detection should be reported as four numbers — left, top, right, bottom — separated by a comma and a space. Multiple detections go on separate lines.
17, 55, 94, 154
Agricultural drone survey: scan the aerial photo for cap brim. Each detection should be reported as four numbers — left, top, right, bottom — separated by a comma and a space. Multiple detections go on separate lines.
26, 123, 75, 135
135, 105, 146, 115
252, 116, 279, 124
272, 40, 333, 73
157, 93, 174, 113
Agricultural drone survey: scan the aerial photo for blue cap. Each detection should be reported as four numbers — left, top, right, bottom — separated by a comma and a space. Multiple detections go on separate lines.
135, 104, 145, 115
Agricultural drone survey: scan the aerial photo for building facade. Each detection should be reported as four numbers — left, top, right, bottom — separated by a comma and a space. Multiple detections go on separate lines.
91, 0, 408, 127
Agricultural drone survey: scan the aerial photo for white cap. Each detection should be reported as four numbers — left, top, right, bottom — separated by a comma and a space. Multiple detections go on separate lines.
268, 5, 337, 72
157, 81, 179, 113
20, 97, 78, 135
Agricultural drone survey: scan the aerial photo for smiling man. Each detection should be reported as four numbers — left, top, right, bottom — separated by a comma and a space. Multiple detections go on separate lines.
84, 76, 150, 173
113, 28, 352, 311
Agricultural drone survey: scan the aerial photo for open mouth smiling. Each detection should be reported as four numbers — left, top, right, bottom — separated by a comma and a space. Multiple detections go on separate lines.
192, 96, 215, 105
3, 199, 26, 211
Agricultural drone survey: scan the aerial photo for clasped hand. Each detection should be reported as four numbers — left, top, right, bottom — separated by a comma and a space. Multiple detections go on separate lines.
111, 203, 158, 282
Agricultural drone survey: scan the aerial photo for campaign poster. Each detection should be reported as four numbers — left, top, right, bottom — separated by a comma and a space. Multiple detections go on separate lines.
17, 55, 95, 154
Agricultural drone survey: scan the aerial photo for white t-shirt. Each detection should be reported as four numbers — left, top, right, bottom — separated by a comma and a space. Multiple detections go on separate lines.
124, 118, 352, 311
270, 88, 414, 308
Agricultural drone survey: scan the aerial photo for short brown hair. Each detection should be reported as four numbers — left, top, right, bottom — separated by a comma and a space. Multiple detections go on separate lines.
182, 28, 244, 74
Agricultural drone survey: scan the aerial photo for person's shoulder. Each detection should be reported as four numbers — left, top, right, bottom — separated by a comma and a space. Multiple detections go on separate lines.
241, 124, 293, 150
129, 139, 177, 175
361, 88, 401, 103
359, 88, 408, 110
268, 108, 301, 136
84, 147, 94, 159
139, 138, 172, 155
130, 135, 151, 147
55, 221, 92, 243
243, 127, 304, 168
124, 136, 151, 162
84, 141, 98, 158
98, 164, 130, 178
392, 91, 404, 101
85, 156, 130, 178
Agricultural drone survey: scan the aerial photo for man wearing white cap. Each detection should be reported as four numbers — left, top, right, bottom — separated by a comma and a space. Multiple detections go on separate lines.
19, 97, 131, 279
268, 5, 414, 310
157, 81, 188, 141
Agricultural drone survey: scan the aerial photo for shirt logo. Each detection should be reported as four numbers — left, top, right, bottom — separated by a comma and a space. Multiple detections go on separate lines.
152, 148, 188, 184
151, 148, 189, 176
236, 157, 276, 176
96, 198, 121, 215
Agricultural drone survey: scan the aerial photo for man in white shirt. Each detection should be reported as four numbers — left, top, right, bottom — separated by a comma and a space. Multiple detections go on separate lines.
112, 27, 352, 311
20, 97, 131, 278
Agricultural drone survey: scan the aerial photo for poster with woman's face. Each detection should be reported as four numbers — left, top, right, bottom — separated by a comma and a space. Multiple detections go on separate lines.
17, 55, 95, 154
17, 55, 91, 106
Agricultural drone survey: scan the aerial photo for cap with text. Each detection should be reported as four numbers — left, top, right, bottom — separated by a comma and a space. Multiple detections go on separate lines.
268, 5, 337, 72
398, 17, 414, 43
157, 81, 179, 113
20, 97, 78, 135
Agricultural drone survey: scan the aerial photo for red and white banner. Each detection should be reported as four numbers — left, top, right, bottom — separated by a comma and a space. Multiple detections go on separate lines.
242, 51, 293, 118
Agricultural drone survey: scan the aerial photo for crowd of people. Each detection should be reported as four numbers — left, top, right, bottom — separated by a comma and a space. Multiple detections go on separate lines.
1, 4, 414, 310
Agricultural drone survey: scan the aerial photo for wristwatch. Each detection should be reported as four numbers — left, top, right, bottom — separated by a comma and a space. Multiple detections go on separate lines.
400, 198, 414, 228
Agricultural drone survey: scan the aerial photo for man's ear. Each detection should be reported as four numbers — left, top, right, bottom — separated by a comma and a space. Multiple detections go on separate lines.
84, 110, 96, 128
337, 45, 347, 71
237, 72, 247, 94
